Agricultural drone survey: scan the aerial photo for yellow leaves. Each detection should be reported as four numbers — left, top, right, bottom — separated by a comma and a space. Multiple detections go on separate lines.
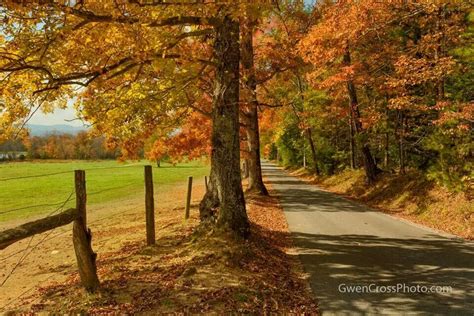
84, 36, 93, 45
1, 1, 248, 150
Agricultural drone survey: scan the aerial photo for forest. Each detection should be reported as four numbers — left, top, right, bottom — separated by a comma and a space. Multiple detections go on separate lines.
1, 0, 471, 200
0, 132, 118, 160
0, 0, 473, 314
257, 0, 473, 194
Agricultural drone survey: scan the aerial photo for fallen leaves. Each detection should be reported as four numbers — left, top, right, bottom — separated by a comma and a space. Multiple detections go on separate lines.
12, 187, 318, 314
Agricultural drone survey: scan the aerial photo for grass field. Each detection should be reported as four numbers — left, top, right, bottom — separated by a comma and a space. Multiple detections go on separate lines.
0, 160, 210, 222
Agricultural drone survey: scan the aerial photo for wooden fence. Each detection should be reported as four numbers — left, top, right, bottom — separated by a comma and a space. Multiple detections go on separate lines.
0, 166, 197, 293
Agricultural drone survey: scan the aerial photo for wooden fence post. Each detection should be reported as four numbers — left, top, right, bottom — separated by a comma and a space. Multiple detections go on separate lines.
185, 176, 193, 219
144, 165, 155, 246
72, 170, 100, 292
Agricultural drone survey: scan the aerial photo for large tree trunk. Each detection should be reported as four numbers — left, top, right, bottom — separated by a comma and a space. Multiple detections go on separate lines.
295, 74, 320, 175
201, 16, 249, 238
306, 127, 320, 176
397, 110, 406, 175
384, 131, 389, 169
384, 102, 390, 169
241, 16, 268, 195
245, 107, 268, 195
344, 48, 380, 184
349, 116, 356, 169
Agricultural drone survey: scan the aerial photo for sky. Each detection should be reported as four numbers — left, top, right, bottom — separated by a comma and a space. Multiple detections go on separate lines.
28, 105, 84, 127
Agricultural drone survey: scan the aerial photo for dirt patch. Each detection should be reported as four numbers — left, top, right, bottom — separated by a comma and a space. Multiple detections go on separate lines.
0, 182, 203, 312
0, 182, 318, 314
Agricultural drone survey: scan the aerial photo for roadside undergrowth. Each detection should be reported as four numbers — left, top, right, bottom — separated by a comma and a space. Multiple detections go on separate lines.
291, 167, 473, 240
14, 189, 318, 314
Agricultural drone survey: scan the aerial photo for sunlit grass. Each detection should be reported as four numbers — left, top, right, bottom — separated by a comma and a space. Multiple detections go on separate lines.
0, 160, 209, 222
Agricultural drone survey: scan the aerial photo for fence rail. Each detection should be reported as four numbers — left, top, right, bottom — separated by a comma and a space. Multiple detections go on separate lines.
0, 208, 77, 250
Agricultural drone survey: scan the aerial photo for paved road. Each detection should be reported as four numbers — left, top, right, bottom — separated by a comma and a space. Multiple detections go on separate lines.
262, 162, 474, 316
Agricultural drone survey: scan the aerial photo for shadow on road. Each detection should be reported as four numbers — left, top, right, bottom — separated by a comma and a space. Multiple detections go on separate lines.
292, 232, 474, 315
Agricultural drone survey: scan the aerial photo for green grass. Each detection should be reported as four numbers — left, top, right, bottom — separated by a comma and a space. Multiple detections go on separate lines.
0, 160, 210, 222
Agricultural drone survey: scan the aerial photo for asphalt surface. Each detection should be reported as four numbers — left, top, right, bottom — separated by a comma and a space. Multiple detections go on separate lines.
262, 162, 474, 316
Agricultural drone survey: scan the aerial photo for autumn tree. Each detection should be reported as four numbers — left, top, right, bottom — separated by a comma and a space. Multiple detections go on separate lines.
240, 12, 269, 195
260, 0, 471, 192
298, 0, 391, 183
0, 1, 277, 238
256, 1, 321, 173
145, 112, 211, 165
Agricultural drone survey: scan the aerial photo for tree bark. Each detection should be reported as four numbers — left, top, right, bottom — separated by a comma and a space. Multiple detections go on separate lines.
306, 127, 320, 176
295, 73, 320, 175
398, 110, 406, 175
202, 16, 250, 238
241, 16, 268, 195
343, 47, 380, 184
349, 115, 356, 169
384, 102, 390, 169
435, 5, 446, 101
245, 109, 268, 194
384, 131, 389, 169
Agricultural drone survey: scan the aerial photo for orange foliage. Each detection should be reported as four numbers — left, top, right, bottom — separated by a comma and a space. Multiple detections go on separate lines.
146, 112, 211, 163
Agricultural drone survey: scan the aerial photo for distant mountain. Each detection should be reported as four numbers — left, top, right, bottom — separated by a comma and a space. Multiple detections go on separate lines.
27, 124, 88, 136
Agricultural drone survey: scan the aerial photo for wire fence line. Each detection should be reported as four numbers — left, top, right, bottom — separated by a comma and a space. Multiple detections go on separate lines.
0, 170, 73, 182
0, 167, 149, 272
0, 163, 195, 222
0, 202, 141, 265
0, 163, 145, 182
0, 183, 141, 216
0, 169, 145, 217
0, 203, 144, 310
0, 182, 144, 228
0, 229, 57, 287
0, 225, 72, 264
0, 163, 202, 312
87, 181, 144, 197
0, 201, 74, 216
0, 191, 115, 262
0, 191, 75, 287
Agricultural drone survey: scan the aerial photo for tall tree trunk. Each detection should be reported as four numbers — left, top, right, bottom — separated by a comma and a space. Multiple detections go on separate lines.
349, 115, 356, 169
241, 16, 268, 195
306, 127, 320, 175
435, 5, 446, 101
384, 101, 390, 169
398, 110, 406, 175
295, 73, 320, 175
343, 48, 380, 184
203, 16, 249, 238
384, 132, 389, 169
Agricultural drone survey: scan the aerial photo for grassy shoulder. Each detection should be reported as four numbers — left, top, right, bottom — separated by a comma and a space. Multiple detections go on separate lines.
1, 181, 318, 314
0, 160, 209, 222
289, 166, 473, 240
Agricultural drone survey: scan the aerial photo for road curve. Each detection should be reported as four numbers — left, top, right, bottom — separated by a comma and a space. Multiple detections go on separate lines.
262, 162, 474, 316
